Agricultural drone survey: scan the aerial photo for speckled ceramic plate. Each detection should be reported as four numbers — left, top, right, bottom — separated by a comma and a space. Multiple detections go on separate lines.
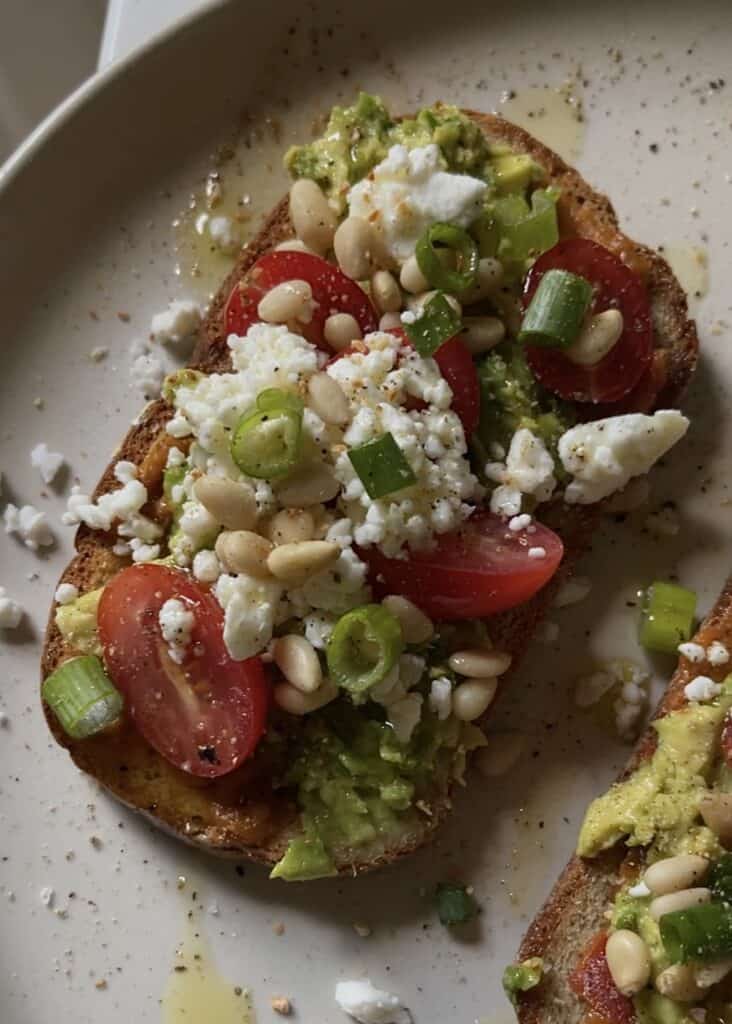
1, 2, 731, 1021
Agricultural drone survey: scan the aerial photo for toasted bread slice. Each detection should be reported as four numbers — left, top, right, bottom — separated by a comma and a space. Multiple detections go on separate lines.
41, 112, 699, 874
513, 575, 732, 1022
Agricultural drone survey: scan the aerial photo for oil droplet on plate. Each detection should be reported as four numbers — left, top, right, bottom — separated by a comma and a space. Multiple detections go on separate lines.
162, 910, 254, 1024
498, 83, 585, 163
661, 244, 708, 309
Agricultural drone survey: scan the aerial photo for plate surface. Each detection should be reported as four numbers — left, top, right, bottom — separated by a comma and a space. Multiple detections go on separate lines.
1, 2, 731, 1021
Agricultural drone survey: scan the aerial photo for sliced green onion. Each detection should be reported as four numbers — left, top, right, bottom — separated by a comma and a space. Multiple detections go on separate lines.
518, 269, 594, 349
347, 433, 416, 499
415, 222, 480, 294
660, 902, 732, 963
403, 291, 462, 358
493, 187, 560, 267
639, 581, 697, 654
435, 883, 478, 926
230, 387, 303, 480
709, 853, 732, 904
471, 210, 500, 258
42, 655, 123, 739
326, 604, 404, 698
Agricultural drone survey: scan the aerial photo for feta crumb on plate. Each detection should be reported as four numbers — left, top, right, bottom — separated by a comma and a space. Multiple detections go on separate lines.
30, 442, 65, 485
3, 503, 54, 550
130, 349, 165, 399
334, 978, 412, 1024
150, 298, 202, 347
0, 587, 24, 629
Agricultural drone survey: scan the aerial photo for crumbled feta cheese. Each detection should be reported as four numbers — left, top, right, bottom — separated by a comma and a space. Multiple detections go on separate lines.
192, 549, 221, 584
159, 598, 196, 664
335, 979, 411, 1024
303, 611, 336, 650
429, 676, 452, 721
559, 411, 689, 505
684, 675, 722, 703
150, 298, 202, 347
166, 446, 186, 469
170, 500, 218, 567
708, 642, 730, 666
575, 660, 649, 738
628, 880, 652, 899
30, 443, 65, 484
62, 479, 146, 532
508, 513, 532, 533
0, 587, 24, 629
214, 573, 282, 661
114, 460, 138, 484
130, 349, 165, 399
678, 641, 707, 664
528, 546, 546, 559
54, 583, 79, 606
208, 215, 239, 253
486, 428, 556, 517
348, 143, 486, 262
129, 538, 160, 563
4, 503, 54, 550
39, 886, 55, 908
288, 546, 371, 617
554, 576, 592, 608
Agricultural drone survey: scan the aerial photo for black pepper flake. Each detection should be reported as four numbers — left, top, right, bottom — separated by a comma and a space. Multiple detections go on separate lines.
649, 143, 659, 153
174, 966, 187, 973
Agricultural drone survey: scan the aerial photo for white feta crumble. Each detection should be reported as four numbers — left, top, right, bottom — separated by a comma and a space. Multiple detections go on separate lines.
486, 428, 556, 517
166, 446, 186, 469
335, 979, 411, 1024
303, 611, 336, 650
708, 642, 730, 666
208, 215, 239, 253
150, 298, 202, 347
554, 576, 592, 608
684, 675, 722, 703
192, 548, 221, 584
3, 503, 54, 550
628, 880, 652, 899
348, 143, 486, 263
678, 642, 707, 664
429, 676, 452, 721
158, 598, 196, 664
508, 513, 532, 533
30, 443, 65, 484
130, 349, 166, 399
559, 410, 689, 505
528, 546, 546, 559
54, 583, 79, 606
170, 500, 218, 566
39, 886, 55, 908
0, 587, 24, 629
215, 573, 283, 661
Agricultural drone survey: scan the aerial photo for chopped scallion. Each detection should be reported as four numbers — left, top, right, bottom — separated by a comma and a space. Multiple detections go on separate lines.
42, 655, 123, 739
639, 581, 697, 654
518, 269, 594, 349
230, 387, 303, 479
403, 291, 462, 358
435, 883, 478, 926
415, 222, 480, 294
326, 604, 404, 698
347, 432, 416, 499
493, 187, 560, 268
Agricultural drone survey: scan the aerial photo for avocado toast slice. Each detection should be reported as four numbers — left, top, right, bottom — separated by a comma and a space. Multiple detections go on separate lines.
41, 101, 699, 878
509, 576, 732, 1023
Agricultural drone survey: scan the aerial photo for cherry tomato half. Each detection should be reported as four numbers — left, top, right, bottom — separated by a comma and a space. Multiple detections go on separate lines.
569, 931, 634, 1024
523, 238, 653, 404
98, 564, 269, 778
224, 250, 378, 352
363, 511, 563, 621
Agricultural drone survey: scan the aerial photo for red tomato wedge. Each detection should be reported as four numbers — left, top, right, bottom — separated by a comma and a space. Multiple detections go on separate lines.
224, 250, 378, 352
98, 564, 269, 778
569, 932, 635, 1024
363, 511, 563, 621
523, 238, 653, 405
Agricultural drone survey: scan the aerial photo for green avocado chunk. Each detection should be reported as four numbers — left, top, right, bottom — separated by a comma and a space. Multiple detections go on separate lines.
502, 958, 544, 1007
269, 834, 336, 881
55, 588, 103, 655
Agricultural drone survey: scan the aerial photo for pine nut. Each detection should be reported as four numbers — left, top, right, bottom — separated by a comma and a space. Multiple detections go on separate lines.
193, 475, 257, 531
565, 309, 624, 367
700, 792, 732, 847
272, 634, 322, 693
399, 255, 429, 294
644, 855, 710, 896
274, 463, 341, 507
475, 732, 526, 777
289, 179, 337, 254
215, 530, 273, 578
381, 595, 434, 644
275, 238, 318, 255
257, 280, 314, 325
695, 958, 732, 989
605, 930, 652, 997
266, 509, 315, 546
655, 964, 706, 1002
409, 290, 462, 318
371, 270, 402, 314
452, 678, 497, 721
267, 540, 340, 585
323, 312, 362, 351
462, 257, 504, 304
274, 677, 338, 715
649, 887, 711, 921
449, 649, 512, 678
460, 316, 506, 355
334, 216, 384, 280
379, 312, 402, 331
307, 372, 350, 425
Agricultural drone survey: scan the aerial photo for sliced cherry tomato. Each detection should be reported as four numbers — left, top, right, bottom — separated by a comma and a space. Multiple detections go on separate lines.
224, 250, 378, 352
98, 564, 269, 778
523, 238, 653, 405
569, 931, 634, 1024
362, 510, 563, 621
